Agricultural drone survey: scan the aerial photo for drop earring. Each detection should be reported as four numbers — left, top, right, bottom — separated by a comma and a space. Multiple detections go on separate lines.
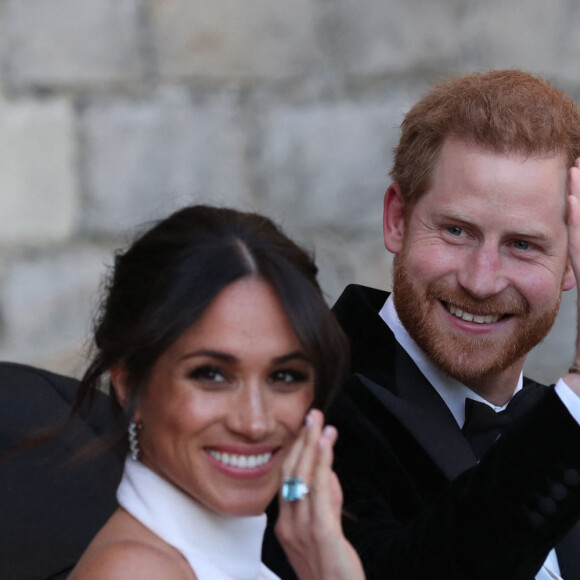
128, 420, 142, 461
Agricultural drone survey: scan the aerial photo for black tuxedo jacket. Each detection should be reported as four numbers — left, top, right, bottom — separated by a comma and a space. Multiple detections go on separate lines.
0, 362, 124, 580
263, 285, 580, 580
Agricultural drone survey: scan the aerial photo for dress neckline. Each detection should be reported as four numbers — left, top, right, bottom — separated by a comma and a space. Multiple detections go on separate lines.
117, 458, 280, 580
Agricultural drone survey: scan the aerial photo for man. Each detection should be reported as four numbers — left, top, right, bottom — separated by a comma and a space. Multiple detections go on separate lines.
329, 71, 580, 579
262, 70, 580, 579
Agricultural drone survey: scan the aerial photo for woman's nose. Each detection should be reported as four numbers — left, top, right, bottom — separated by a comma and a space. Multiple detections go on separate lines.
226, 382, 274, 440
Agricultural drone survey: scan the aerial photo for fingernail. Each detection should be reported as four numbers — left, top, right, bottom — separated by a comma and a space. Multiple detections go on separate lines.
305, 410, 314, 428
322, 425, 334, 437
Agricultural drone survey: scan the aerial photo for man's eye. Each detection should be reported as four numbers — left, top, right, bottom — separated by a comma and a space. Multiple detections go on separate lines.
189, 366, 226, 382
447, 226, 463, 236
513, 240, 530, 250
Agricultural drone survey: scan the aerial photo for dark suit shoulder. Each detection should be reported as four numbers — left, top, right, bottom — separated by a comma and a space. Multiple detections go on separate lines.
0, 360, 79, 400
0, 363, 123, 580
0, 361, 119, 442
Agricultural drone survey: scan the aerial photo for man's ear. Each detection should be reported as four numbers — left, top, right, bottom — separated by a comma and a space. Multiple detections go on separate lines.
563, 259, 577, 292
383, 183, 406, 254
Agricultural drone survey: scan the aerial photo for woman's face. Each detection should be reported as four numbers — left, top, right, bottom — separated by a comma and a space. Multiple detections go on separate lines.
129, 277, 315, 517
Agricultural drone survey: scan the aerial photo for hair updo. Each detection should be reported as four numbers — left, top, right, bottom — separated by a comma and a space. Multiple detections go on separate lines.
74, 205, 350, 451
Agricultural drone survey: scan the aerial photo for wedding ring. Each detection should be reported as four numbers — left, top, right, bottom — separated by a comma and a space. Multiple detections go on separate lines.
281, 477, 309, 502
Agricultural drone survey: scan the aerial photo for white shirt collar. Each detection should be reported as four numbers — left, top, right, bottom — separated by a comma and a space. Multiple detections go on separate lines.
378, 294, 523, 428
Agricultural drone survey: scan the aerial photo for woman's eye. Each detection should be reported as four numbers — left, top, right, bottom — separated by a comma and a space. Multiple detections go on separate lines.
446, 226, 464, 237
513, 240, 530, 250
189, 366, 226, 383
270, 370, 309, 384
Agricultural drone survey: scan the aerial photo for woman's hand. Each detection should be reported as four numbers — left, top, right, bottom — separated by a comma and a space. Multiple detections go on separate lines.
565, 159, 580, 392
275, 409, 365, 580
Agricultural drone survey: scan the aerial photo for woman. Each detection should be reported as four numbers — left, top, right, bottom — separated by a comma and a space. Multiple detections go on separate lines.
68, 205, 364, 579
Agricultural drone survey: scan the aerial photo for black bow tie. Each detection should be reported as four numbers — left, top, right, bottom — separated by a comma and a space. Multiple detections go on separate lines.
462, 385, 545, 460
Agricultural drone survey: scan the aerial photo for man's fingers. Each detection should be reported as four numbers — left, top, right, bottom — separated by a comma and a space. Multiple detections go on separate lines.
567, 163, 580, 272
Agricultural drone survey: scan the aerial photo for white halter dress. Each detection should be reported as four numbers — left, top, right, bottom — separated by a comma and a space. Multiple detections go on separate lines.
117, 459, 281, 580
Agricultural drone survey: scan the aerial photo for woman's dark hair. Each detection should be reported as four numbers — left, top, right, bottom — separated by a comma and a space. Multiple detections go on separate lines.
74, 205, 349, 450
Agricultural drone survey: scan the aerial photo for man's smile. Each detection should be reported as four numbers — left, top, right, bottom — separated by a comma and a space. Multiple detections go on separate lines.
444, 302, 503, 324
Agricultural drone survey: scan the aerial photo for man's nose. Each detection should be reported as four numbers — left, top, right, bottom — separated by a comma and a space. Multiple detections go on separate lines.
226, 382, 274, 440
456, 243, 509, 299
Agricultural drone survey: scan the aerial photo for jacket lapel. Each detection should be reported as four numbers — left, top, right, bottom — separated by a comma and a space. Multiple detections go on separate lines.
355, 361, 477, 481
333, 284, 477, 481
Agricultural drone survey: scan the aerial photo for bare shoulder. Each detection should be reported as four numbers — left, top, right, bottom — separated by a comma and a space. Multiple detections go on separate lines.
69, 509, 196, 580
69, 540, 196, 580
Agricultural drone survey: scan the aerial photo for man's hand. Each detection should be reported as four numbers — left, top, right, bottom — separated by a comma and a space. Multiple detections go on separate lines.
564, 159, 580, 395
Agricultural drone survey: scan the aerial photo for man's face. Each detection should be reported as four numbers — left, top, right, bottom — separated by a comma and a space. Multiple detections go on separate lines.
386, 138, 575, 386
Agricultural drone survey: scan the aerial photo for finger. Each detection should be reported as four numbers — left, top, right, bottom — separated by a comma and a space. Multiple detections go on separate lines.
567, 162, 580, 371
281, 409, 321, 478
569, 165, 580, 214
568, 195, 580, 265
567, 165, 580, 270
283, 409, 323, 481
311, 426, 340, 523
569, 161, 580, 206
281, 420, 308, 480
292, 409, 324, 485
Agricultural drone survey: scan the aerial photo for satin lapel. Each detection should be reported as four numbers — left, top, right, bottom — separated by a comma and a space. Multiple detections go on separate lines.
355, 348, 477, 481
333, 285, 477, 481
556, 520, 580, 579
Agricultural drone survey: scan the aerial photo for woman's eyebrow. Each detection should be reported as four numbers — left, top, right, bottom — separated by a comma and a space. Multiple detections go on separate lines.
179, 349, 238, 363
273, 351, 310, 364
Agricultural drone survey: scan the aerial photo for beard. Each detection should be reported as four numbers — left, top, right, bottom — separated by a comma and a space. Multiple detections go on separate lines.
392, 249, 562, 386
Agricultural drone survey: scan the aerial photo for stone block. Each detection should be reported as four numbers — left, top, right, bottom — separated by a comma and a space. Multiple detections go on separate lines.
0, 97, 78, 244
255, 91, 423, 233
301, 230, 394, 305
0, 245, 110, 374
151, 0, 323, 81
324, 0, 461, 76
82, 90, 251, 234
3, 0, 144, 88
459, 0, 579, 83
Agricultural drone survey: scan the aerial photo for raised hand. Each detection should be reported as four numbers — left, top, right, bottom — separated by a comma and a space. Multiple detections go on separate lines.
564, 159, 580, 391
275, 409, 365, 580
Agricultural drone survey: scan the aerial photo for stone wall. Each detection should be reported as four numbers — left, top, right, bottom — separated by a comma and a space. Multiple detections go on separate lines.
0, 0, 577, 382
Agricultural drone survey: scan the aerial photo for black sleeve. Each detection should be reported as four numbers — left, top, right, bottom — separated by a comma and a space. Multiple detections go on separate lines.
330, 386, 580, 580
0, 362, 124, 580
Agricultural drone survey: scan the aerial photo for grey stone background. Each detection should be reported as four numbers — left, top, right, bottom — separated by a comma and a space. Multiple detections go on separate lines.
0, 0, 577, 383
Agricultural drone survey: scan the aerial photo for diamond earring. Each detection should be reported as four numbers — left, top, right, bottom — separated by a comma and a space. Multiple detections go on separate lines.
128, 420, 142, 461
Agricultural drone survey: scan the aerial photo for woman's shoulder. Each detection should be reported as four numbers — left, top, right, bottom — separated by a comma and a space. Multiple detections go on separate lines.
69, 508, 196, 580
70, 539, 196, 580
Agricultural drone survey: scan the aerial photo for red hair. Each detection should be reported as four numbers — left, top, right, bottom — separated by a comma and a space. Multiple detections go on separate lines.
391, 70, 580, 206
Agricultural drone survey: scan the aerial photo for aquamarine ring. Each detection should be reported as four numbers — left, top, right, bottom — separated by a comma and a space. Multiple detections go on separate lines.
281, 477, 309, 502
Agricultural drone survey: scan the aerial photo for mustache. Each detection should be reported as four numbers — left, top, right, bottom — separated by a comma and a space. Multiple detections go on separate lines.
426, 282, 529, 317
